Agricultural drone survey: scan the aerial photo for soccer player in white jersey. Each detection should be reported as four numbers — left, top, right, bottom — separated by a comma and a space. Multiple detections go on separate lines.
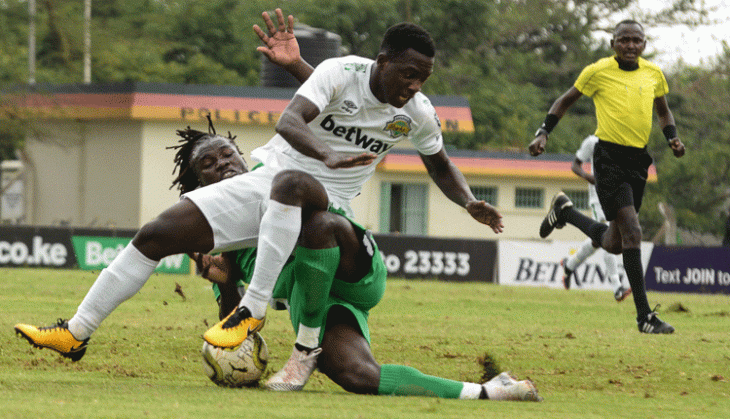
560, 135, 632, 302
203, 15, 503, 383
15, 9, 503, 381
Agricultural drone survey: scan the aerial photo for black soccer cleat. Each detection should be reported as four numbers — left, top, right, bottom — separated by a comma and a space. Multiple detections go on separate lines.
539, 192, 573, 238
638, 307, 675, 334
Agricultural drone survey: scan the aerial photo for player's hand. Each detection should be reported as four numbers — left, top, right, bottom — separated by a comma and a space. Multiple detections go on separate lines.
190, 252, 231, 285
529, 134, 547, 156
668, 138, 685, 158
323, 152, 377, 169
254, 8, 300, 67
466, 200, 504, 234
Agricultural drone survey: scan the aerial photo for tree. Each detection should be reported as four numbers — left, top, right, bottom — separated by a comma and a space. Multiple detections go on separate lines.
644, 47, 730, 237
0, 0, 727, 239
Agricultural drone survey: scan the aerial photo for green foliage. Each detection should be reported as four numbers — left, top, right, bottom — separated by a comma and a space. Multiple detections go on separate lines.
0, 0, 727, 236
2, 268, 729, 418
289, 0, 405, 58
646, 51, 730, 237
0, 93, 25, 161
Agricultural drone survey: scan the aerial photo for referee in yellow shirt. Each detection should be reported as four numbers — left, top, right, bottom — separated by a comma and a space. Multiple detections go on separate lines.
529, 20, 685, 334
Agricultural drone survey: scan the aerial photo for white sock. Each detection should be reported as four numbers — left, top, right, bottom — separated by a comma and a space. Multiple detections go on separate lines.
240, 200, 301, 320
603, 251, 622, 290
68, 244, 158, 340
295, 324, 321, 349
567, 238, 597, 271
459, 382, 483, 400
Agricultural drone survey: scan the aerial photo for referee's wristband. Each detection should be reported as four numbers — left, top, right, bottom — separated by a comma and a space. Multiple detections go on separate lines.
534, 114, 559, 137
662, 125, 677, 143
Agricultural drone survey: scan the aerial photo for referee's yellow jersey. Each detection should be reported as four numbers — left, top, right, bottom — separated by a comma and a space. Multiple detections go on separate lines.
575, 56, 669, 148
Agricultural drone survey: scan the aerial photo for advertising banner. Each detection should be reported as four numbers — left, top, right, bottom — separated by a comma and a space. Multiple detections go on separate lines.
645, 246, 730, 294
1, 226, 189, 274
498, 240, 654, 290
373, 234, 497, 282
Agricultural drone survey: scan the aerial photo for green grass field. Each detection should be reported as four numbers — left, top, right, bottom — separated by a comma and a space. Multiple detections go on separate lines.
1, 267, 728, 418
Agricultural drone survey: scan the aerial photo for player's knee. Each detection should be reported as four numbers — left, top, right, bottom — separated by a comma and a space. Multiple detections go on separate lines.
604, 241, 623, 254
271, 170, 328, 208
134, 219, 167, 249
271, 170, 311, 201
132, 219, 177, 260
620, 224, 642, 248
300, 212, 343, 248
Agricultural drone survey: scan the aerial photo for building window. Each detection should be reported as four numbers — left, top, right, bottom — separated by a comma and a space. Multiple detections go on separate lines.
515, 188, 543, 209
471, 186, 498, 206
565, 190, 589, 211
380, 183, 427, 235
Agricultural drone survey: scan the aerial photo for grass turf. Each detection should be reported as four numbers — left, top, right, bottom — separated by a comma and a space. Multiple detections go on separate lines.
1, 267, 728, 418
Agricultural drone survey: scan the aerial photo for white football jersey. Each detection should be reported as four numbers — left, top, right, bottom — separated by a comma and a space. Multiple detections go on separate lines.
575, 134, 600, 209
251, 55, 444, 214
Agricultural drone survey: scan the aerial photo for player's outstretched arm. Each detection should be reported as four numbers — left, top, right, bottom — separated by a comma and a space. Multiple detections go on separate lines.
466, 201, 504, 234
419, 149, 504, 234
254, 8, 314, 83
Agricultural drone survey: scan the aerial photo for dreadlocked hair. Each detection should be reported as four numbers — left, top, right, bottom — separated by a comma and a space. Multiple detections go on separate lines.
167, 114, 242, 195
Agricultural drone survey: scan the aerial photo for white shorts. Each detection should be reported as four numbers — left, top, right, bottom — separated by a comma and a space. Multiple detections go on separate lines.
182, 165, 277, 253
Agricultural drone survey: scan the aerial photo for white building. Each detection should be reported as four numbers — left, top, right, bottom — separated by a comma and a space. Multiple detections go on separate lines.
8, 83, 657, 241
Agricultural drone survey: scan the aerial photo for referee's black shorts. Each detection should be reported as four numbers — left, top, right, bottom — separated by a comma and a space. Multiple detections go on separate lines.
594, 139, 653, 221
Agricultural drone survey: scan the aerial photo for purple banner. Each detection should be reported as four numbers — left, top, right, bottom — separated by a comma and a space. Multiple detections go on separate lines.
645, 246, 730, 294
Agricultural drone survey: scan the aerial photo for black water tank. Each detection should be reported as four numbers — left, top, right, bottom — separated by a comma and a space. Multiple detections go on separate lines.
261, 24, 342, 88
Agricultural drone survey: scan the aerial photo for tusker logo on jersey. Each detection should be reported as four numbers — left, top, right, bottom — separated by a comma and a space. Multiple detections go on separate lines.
320, 114, 395, 154
383, 115, 412, 138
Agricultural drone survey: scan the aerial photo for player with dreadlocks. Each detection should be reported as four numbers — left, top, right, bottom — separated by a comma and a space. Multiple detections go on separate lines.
169, 118, 246, 195
168, 115, 251, 318
167, 113, 539, 400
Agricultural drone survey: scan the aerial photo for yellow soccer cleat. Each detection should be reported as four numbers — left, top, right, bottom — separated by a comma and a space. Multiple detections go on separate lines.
203, 306, 265, 348
14, 319, 89, 362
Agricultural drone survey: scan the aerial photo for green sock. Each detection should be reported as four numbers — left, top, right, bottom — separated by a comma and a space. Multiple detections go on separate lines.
293, 246, 339, 342
378, 364, 466, 399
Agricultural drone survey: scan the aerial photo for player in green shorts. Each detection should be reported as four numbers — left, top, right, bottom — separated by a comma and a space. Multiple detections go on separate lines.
185, 9, 541, 401
180, 120, 539, 401
16, 9, 540, 402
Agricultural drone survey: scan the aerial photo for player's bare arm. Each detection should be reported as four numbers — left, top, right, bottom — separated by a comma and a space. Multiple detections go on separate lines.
571, 158, 595, 184
254, 8, 314, 84
529, 87, 583, 156
466, 201, 504, 234
276, 95, 377, 169
654, 95, 685, 158
419, 149, 504, 234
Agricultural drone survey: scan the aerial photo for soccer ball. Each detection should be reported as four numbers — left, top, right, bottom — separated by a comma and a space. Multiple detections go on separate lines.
201, 332, 268, 388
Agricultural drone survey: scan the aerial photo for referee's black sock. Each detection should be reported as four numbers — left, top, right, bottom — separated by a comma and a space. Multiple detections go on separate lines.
563, 207, 608, 245
623, 247, 651, 320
